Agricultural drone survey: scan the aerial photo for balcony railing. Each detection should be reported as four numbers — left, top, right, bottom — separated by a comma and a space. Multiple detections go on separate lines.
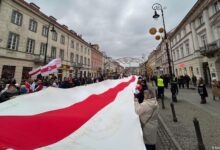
71, 62, 83, 69
200, 39, 220, 56
34, 55, 53, 64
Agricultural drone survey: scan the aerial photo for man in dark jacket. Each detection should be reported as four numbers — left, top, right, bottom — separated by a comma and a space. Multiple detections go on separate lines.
0, 84, 19, 103
60, 77, 71, 89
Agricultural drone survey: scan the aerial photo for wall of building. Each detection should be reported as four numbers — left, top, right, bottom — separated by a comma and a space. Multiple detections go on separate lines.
0, 0, 95, 82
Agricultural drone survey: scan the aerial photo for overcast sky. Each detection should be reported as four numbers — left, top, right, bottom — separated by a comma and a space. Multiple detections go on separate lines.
27, 0, 197, 59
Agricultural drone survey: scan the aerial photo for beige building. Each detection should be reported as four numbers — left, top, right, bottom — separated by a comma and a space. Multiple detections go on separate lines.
90, 44, 103, 78
147, 50, 157, 76
170, 0, 220, 84
0, 0, 93, 83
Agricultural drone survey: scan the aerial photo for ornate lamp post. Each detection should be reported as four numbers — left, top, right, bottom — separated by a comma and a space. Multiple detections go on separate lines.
44, 24, 56, 65
149, 3, 178, 104
151, 3, 172, 77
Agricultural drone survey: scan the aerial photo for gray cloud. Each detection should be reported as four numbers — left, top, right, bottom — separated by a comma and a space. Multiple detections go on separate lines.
27, 0, 197, 59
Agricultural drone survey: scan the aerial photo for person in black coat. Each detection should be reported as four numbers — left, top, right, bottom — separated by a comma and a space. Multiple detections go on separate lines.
60, 77, 71, 89
184, 74, 191, 89
198, 78, 208, 104
171, 75, 178, 102
0, 84, 19, 103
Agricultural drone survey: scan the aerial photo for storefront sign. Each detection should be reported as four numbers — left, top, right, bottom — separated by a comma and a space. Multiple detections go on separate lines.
178, 63, 185, 68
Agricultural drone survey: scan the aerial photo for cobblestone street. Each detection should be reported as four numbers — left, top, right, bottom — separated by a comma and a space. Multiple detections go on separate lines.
158, 86, 220, 150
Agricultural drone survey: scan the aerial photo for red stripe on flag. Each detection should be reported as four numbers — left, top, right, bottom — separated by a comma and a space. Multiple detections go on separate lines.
29, 68, 41, 76
41, 65, 57, 73
0, 76, 135, 150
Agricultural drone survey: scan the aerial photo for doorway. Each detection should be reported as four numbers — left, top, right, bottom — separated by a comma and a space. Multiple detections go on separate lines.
202, 62, 211, 85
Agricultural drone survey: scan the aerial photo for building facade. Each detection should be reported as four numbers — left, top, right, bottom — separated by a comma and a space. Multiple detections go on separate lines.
0, 0, 94, 83
170, 0, 220, 84
91, 44, 103, 78
147, 0, 220, 84
147, 50, 158, 77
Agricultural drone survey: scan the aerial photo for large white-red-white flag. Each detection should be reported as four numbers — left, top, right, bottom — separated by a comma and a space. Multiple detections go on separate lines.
29, 58, 62, 77
0, 76, 146, 150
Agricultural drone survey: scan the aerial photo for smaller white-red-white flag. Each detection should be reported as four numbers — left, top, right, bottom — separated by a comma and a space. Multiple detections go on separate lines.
41, 58, 61, 76
28, 58, 62, 77
28, 66, 41, 76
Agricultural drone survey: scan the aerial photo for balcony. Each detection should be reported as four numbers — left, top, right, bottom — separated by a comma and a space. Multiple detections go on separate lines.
34, 55, 53, 64
71, 62, 83, 69
200, 39, 220, 57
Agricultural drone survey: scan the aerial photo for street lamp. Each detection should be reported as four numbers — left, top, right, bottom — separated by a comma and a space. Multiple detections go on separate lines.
149, 3, 178, 104
44, 24, 56, 65
151, 3, 173, 77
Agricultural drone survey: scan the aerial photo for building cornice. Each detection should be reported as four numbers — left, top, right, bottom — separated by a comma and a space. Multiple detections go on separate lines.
12, 0, 91, 47
170, 0, 211, 38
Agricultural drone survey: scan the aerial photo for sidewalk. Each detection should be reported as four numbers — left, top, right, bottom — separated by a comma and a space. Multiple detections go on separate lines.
158, 87, 220, 150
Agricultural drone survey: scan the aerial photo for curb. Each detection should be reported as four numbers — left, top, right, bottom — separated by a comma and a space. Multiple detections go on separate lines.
158, 114, 183, 150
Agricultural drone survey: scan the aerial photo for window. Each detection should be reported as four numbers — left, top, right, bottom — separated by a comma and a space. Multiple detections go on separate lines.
51, 47, 56, 59
201, 34, 207, 47
88, 49, 90, 55
173, 51, 176, 61
80, 56, 83, 63
88, 58, 90, 66
81, 45, 83, 52
42, 26, 48, 37
198, 16, 203, 25
7, 32, 19, 50
76, 54, 79, 63
84, 57, 87, 65
11, 10, 22, 26
177, 49, 180, 59
214, 1, 220, 13
22, 67, 32, 80
59, 49, 64, 60
60, 35, 65, 44
26, 39, 35, 54
182, 28, 186, 36
52, 32, 57, 41
70, 53, 74, 63
71, 40, 74, 48
185, 43, 190, 55
40, 43, 47, 55
29, 19, 37, 32
76, 43, 79, 50
84, 47, 87, 54
180, 46, 184, 58
1, 65, 16, 79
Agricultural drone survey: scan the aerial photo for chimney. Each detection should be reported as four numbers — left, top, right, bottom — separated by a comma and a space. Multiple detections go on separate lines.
49, 16, 57, 22
70, 30, 76, 34
62, 25, 68, 30
30, 3, 40, 11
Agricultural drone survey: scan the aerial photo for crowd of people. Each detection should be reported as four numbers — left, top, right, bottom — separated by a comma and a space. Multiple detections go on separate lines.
0, 75, 112, 103
1, 73, 219, 150
132, 74, 216, 150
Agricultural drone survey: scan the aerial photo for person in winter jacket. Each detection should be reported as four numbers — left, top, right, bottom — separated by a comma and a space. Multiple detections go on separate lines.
134, 89, 159, 150
134, 80, 144, 103
0, 84, 19, 103
198, 77, 208, 104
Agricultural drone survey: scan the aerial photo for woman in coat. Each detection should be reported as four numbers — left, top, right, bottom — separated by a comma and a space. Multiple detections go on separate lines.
134, 89, 159, 150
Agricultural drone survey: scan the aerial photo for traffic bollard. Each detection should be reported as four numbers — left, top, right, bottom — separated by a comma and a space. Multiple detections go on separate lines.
193, 118, 205, 150
170, 103, 177, 122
